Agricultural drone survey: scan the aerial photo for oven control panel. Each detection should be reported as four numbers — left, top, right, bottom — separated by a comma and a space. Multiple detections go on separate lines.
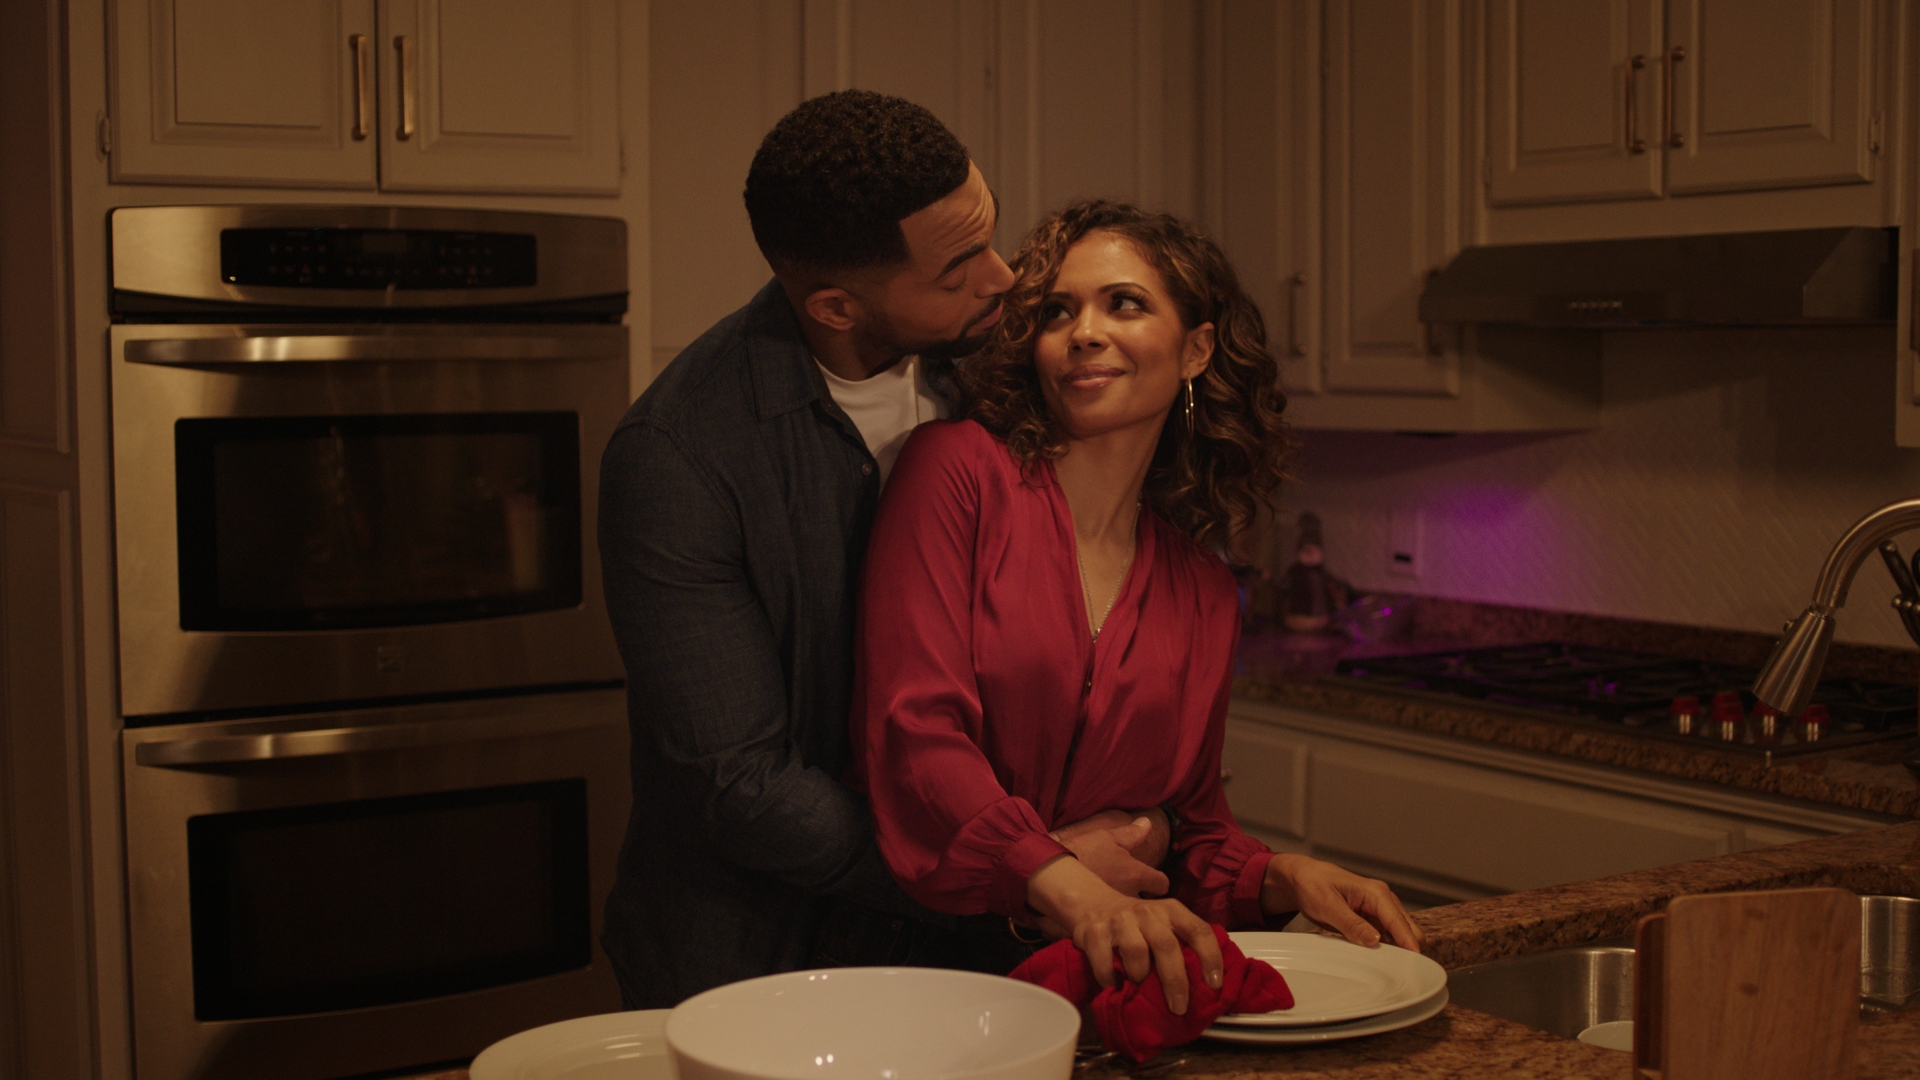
219, 228, 538, 290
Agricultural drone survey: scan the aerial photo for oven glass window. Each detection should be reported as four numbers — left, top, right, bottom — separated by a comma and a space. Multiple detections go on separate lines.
186, 780, 591, 1021
174, 412, 582, 630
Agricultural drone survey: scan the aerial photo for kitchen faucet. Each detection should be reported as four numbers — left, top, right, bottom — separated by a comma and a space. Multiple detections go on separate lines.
1754, 497, 1920, 715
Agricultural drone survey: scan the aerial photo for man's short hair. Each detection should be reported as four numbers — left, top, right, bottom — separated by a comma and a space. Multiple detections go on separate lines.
744, 90, 971, 275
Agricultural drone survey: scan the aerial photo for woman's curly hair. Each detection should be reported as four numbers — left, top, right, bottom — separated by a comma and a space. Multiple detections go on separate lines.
958, 200, 1293, 551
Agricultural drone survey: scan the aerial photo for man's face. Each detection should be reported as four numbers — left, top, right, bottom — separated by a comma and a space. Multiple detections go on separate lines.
856, 162, 1015, 361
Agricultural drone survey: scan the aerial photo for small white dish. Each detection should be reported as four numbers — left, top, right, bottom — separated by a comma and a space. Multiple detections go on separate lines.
667, 967, 1079, 1080
1577, 1020, 1634, 1051
470, 1009, 676, 1080
1214, 933, 1447, 1027
1202, 988, 1448, 1045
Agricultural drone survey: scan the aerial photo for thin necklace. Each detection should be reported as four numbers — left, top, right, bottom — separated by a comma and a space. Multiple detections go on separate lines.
1079, 504, 1139, 640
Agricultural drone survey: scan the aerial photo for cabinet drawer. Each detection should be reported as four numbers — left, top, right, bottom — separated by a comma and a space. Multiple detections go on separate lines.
1309, 747, 1731, 892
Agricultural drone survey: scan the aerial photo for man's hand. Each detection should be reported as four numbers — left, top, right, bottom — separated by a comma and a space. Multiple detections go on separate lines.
1259, 853, 1424, 951
1050, 807, 1172, 898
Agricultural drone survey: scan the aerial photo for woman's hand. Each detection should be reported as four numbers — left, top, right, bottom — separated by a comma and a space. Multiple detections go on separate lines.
1259, 853, 1424, 951
1026, 854, 1222, 1015
1049, 807, 1171, 897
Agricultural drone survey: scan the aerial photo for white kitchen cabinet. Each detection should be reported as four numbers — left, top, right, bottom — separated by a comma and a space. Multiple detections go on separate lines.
1484, 0, 1664, 206
109, 0, 379, 188
1209, 0, 1599, 432
1664, 0, 1877, 196
1480, 0, 1902, 246
109, 0, 622, 194
378, 0, 622, 195
1486, 0, 1875, 209
1223, 703, 1890, 902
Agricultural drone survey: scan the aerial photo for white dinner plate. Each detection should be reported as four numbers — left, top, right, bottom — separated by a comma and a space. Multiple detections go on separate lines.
1202, 988, 1448, 1045
470, 1009, 677, 1080
1215, 932, 1447, 1027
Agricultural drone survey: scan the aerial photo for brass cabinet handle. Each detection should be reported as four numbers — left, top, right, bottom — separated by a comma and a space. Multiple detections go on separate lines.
1287, 272, 1308, 357
1420, 268, 1442, 356
349, 34, 372, 140
1910, 250, 1919, 353
395, 34, 417, 140
1625, 55, 1647, 153
1663, 46, 1686, 148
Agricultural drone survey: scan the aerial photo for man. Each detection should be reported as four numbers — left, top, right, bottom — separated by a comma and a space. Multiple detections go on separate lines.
598, 90, 1168, 1009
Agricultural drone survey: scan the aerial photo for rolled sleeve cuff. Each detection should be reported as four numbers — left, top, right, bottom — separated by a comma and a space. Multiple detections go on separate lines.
999, 832, 1072, 918
1231, 850, 1276, 928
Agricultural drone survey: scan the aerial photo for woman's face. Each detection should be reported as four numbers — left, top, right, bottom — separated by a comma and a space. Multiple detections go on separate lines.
1033, 231, 1214, 443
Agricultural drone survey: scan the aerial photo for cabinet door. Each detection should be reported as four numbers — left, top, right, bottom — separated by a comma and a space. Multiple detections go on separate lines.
1319, 0, 1460, 396
1309, 745, 1734, 893
1214, 1, 1322, 396
378, 0, 622, 195
1484, 0, 1662, 206
1664, 0, 1875, 195
110, 0, 378, 187
1221, 720, 1310, 839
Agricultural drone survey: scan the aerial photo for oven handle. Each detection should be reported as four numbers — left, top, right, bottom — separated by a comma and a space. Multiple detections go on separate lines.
132, 710, 613, 767
124, 329, 625, 366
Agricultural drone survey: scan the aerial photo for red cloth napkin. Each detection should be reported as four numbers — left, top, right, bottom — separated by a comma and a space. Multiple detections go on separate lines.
1006, 924, 1294, 1063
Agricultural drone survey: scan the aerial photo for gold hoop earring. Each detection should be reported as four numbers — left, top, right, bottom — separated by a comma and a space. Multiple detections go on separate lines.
1184, 378, 1196, 431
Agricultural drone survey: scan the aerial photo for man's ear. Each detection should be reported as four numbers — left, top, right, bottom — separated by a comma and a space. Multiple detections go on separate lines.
802, 287, 864, 333
1181, 323, 1216, 380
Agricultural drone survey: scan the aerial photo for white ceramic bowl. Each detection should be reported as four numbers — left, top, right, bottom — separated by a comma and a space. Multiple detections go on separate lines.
666, 968, 1079, 1080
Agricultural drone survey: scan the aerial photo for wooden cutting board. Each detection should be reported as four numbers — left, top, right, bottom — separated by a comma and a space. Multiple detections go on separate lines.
1633, 887, 1859, 1080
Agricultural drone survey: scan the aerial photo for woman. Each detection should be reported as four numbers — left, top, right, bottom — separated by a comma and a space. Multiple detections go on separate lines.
851, 201, 1421, 1014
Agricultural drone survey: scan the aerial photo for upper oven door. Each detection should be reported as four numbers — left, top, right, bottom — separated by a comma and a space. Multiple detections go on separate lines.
111, 323, 628, 719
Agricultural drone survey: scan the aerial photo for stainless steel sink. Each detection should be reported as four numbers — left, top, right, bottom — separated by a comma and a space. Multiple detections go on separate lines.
1447, 896, 1920, 1041
1862, 895, 1920, 1009
1448, 938, 1635, 1039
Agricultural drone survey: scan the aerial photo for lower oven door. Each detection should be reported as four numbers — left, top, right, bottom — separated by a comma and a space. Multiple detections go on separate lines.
110, 322, 628, 718
123, 688, 628, 1080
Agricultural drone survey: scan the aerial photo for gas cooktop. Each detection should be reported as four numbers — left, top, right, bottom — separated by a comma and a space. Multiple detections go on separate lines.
1332, 642, 1918, 759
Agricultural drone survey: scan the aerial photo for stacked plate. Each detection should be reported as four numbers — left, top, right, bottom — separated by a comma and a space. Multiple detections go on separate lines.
1202, 933, 1450, 1046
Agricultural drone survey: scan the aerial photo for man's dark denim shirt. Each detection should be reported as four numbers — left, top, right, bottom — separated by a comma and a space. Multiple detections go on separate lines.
598, 279, 945, 1008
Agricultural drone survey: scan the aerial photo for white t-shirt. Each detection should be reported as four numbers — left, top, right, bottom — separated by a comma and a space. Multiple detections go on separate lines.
816, 355, 947, 487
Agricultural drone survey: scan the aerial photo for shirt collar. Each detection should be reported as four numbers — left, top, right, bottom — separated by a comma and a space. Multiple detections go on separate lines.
742, 278, 827, 422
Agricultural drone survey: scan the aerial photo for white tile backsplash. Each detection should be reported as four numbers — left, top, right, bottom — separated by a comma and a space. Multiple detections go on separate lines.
1279, 326, 1920, 649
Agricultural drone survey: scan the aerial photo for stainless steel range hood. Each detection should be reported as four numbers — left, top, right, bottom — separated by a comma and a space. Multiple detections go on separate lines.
1419, 226, 1897, 328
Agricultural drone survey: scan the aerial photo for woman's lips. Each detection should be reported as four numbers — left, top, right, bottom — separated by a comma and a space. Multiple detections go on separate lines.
1063, 366, 1125, 391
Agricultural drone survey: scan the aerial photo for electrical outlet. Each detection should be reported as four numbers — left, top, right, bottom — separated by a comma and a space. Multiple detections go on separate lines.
1388, 510, 1423, 581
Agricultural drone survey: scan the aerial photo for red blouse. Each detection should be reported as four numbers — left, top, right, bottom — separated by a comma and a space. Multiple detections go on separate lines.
851, 420, 1273, 928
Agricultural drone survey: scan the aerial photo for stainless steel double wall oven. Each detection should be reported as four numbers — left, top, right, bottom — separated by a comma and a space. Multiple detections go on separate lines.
110, 206, 631, 1080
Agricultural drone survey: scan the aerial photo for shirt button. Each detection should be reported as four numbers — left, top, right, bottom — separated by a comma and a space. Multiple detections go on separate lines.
861, 463, 874, 476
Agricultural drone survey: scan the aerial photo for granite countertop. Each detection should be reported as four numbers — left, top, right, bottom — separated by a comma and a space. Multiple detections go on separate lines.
415, 825, 1920, 1080
1231, 599, 1920, 819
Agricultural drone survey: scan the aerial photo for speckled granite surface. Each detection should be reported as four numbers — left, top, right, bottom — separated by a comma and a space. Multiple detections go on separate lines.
1232, 603, 1920, 819
1416, 821, 1920, 968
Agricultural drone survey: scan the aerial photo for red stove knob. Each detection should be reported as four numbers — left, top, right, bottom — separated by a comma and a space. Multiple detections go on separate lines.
1712, 700, 1745, 722
1669, 695, 1701, 716
1711, 690, 1742, 709
1802, 704, 1831, 725
1753, 703, 1781, 719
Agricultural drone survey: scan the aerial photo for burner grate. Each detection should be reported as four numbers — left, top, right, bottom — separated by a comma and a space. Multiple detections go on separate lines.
1333, 642, 1917, 758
